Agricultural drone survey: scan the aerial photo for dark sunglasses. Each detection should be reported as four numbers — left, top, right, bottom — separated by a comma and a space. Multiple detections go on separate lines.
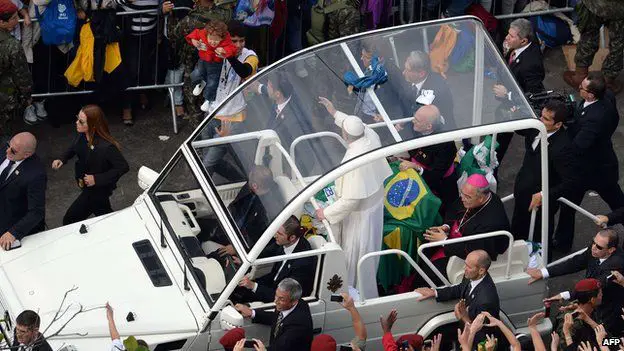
5, 142, 17, 155
592, 241, 606, 250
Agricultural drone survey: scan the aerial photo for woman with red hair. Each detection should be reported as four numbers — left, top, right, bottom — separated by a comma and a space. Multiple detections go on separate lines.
52, 104, 129, 225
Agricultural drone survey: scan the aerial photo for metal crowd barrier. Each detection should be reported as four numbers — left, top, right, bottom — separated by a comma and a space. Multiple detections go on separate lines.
21, 7, 192, 134
20, 1, 579, 135
395, 0, 574, 24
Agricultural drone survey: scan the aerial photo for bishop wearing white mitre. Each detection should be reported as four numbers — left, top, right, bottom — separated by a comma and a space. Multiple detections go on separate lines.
316, 97, 393, 299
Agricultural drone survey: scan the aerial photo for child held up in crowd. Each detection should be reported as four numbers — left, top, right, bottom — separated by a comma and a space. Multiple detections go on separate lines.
185, 19, 237, 112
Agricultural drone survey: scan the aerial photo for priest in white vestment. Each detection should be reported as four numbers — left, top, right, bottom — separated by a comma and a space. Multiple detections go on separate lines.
316, 97, 393, 299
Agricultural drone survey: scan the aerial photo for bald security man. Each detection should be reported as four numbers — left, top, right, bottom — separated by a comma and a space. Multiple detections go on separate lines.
398, 104, 458, 212
0, 132, 46, 250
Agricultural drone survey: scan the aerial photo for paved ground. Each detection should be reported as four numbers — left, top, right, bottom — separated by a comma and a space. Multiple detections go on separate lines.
11, 45, 623, 331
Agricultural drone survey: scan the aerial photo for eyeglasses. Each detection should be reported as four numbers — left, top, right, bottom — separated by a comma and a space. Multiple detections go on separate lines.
592, 241, 605, 250
5, 142, 17, 155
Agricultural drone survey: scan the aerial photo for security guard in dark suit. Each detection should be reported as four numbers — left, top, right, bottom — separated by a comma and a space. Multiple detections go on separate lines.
0, 132, 46, 250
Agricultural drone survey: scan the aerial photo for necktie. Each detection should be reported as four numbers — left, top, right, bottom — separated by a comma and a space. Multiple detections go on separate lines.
508, 50, 516, 65
274, 312, 284, 338
0, 160, 15, 184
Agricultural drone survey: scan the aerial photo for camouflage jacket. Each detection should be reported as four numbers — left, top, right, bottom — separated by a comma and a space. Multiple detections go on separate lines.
0, 30, 32, 109
326, 4, 360, 41
171, 3, 233, 71
582, 0, 624, 20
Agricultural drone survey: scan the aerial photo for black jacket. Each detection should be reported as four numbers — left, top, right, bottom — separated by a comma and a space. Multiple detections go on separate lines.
514, 129, 583, 203
227, 182, 286, 248
547, 247, 624, 334
391, 70, 455, 130
506, 42, 545, 94
442, 193, 511, 260
408, 139, 457, 198
60, 134, 129, 193
255, 238, 317, 302
12, 333, 53, 351
0, 152, 46, 240
567, 99, 619, 183
436, 273, 500, 342
253, 299, 314, 351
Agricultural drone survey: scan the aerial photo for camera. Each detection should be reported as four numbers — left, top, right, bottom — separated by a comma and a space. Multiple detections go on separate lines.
524, 90, 575, 122
244, 340, 257, 348
330, 294, 344, 303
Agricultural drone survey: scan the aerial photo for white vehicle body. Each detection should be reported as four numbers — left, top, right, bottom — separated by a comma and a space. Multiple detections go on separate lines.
0, 16, 556, 350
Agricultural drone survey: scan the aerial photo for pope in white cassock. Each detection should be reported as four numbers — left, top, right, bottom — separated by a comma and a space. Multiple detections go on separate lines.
316, 97, 393, 299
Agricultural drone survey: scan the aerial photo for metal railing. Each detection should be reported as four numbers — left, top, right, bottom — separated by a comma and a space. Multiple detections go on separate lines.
21, 6, 192, 134
416, 230, 515, 286
357, 249, 437, 302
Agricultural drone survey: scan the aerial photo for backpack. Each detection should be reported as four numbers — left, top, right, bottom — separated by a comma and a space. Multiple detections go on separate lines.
306, 0, 350, 45
35, 0, 76, 46
529, 15, 571, 48
465, 3, 498, 34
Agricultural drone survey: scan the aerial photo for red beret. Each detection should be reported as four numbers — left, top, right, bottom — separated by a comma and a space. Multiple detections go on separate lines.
575, 278, 601, 292
396, 334, 424, 350
0, 0, 18, 15
219, 328, 245, 348
311, 334, 337, 351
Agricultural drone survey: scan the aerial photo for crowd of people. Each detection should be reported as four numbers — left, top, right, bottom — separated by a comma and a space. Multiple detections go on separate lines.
1, 0, 624, 348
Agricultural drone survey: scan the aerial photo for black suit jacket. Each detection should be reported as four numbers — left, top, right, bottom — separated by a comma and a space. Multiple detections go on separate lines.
567, 99, 619, 183
255, 238, 317, 302
507, 43, 545, 94
12, 333, 53, 351
393, 72, 456, 130
227, 182, 286, 248
547, 247, 624, 334
0, 152, 46, 240
60, 134, 129, 193
514, 129, 583, 203
436, 273, 500, 342
253, 299, 313, 351
443, 193, 511, 260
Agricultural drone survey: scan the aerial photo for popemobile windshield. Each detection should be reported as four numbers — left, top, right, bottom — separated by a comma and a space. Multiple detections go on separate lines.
0, 16, 556, 350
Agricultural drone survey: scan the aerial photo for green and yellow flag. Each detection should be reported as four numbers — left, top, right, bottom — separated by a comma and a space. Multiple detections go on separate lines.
377, 161, 442, 291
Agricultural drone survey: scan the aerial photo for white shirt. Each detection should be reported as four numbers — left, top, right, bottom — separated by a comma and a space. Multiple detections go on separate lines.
0, 158, 23, 180
275, 97, 291, 118
532, 130, 557, 150
111, 339, 125, 351
542, 258, 607, 300
434, 276, 486, 297
251, 301, 298, 320
583, 100, 597, 109
411, 77, 428, 95
511, 42, 531, 61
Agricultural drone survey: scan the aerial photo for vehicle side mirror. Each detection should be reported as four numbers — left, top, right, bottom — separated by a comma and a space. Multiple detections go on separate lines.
138, 166, 159, 190
220, 305, 244, 330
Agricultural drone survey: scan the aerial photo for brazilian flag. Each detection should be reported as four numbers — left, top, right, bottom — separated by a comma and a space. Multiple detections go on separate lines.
377, 161, 443, 291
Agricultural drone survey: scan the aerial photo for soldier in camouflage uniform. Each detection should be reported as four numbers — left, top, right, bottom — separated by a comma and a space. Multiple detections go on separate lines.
553, 278, 603, 349
0, 0, 32, 142
563, 0, 624, 93
326, 0, 360, 41
171, 0, 232, 126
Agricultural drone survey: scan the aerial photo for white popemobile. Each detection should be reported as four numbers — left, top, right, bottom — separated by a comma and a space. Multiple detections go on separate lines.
1, 16, 562, 350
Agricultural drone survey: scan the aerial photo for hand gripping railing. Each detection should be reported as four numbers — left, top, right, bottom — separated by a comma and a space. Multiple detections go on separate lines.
417, 230, 515, 286
356, 249, 437, 303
